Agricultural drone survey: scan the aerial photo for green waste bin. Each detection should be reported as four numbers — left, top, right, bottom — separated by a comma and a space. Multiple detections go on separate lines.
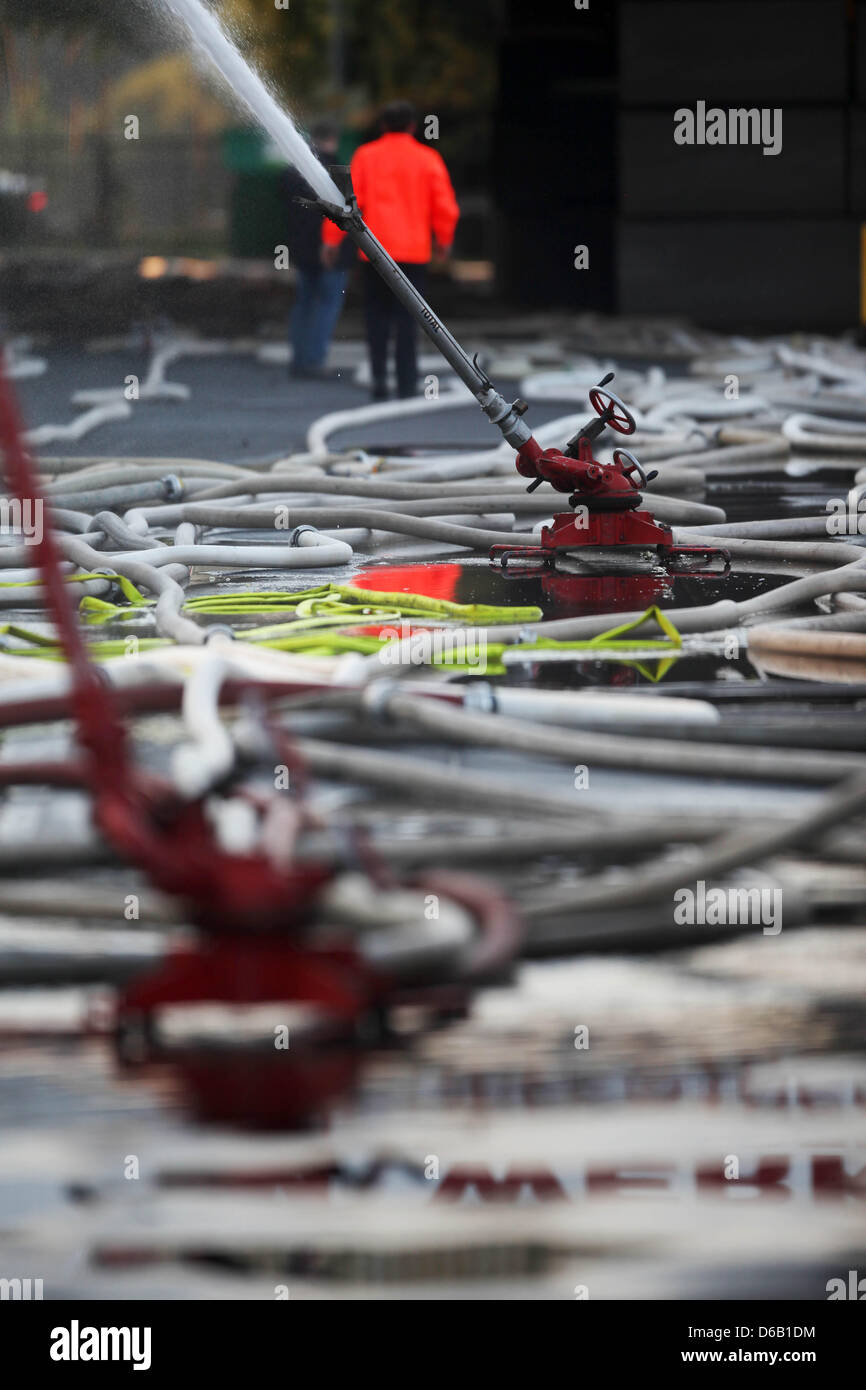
222, 127, 289, 258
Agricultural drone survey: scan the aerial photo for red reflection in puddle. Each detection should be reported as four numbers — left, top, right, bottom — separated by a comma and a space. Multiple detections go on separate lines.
353, 563, 462, 603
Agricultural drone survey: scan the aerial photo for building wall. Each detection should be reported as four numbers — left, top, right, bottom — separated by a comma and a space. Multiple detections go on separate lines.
492, 0, 865, 330
491, 0, 618, 312
619, 0, 857, 329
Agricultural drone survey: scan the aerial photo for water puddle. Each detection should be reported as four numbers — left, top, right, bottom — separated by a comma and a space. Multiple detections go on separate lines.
353, 558, 790, 621
708, 466, 852, 522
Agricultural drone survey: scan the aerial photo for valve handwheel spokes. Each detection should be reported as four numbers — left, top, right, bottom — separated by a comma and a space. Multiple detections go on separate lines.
588, 386, 637, 435
612, 447, 658, 491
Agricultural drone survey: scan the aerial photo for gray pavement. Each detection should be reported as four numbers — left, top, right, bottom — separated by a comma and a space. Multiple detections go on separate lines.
16, 346, 580, 463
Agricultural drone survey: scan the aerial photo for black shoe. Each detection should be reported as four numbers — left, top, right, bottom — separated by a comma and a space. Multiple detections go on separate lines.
371, 384, 389, 401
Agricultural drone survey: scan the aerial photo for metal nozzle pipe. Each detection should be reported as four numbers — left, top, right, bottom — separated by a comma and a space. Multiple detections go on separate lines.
322, 198, 535, 453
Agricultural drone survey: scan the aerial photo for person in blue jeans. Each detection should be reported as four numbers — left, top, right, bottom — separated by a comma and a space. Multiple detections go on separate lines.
285, 121, 351, 378
289, 258, 347, 376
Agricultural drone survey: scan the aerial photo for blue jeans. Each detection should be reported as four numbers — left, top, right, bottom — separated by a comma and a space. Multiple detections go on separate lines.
290, 267, 348, 371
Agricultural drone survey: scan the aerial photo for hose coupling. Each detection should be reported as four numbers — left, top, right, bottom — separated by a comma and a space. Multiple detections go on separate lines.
288, 524, 317, 546
161, 474, 184, 501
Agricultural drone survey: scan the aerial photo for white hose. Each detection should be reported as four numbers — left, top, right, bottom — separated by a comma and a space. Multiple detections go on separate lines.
458, 684, 720, 729
109, 530, 354, 569
783, 413, 866, 453
306, 386, 468, 456
172, 655, 235, 797
26, 401, 132, 446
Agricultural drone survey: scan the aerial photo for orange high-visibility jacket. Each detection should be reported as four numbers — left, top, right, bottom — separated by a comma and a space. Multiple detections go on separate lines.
322, 132, 459, 264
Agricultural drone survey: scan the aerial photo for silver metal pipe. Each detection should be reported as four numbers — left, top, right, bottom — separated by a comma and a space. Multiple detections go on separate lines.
321, 197, 534, 452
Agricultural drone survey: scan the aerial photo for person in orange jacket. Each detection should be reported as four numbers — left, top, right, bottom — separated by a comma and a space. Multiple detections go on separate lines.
322, 100, 459, 399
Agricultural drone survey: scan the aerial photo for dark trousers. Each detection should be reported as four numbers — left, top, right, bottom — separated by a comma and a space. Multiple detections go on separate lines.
363, 261, 428, 398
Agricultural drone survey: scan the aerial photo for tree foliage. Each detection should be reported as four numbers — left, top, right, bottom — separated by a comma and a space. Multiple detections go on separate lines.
0, 0, 503, 128
219, 0, 501, 115
348, 0, 502, 111
0, 0, 149, 45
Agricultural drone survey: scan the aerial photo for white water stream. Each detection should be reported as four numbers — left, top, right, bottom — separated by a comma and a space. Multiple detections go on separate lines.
161, 0, 346, 207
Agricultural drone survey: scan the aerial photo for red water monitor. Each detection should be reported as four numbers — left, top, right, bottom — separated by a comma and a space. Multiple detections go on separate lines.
491, 373, 729, 574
